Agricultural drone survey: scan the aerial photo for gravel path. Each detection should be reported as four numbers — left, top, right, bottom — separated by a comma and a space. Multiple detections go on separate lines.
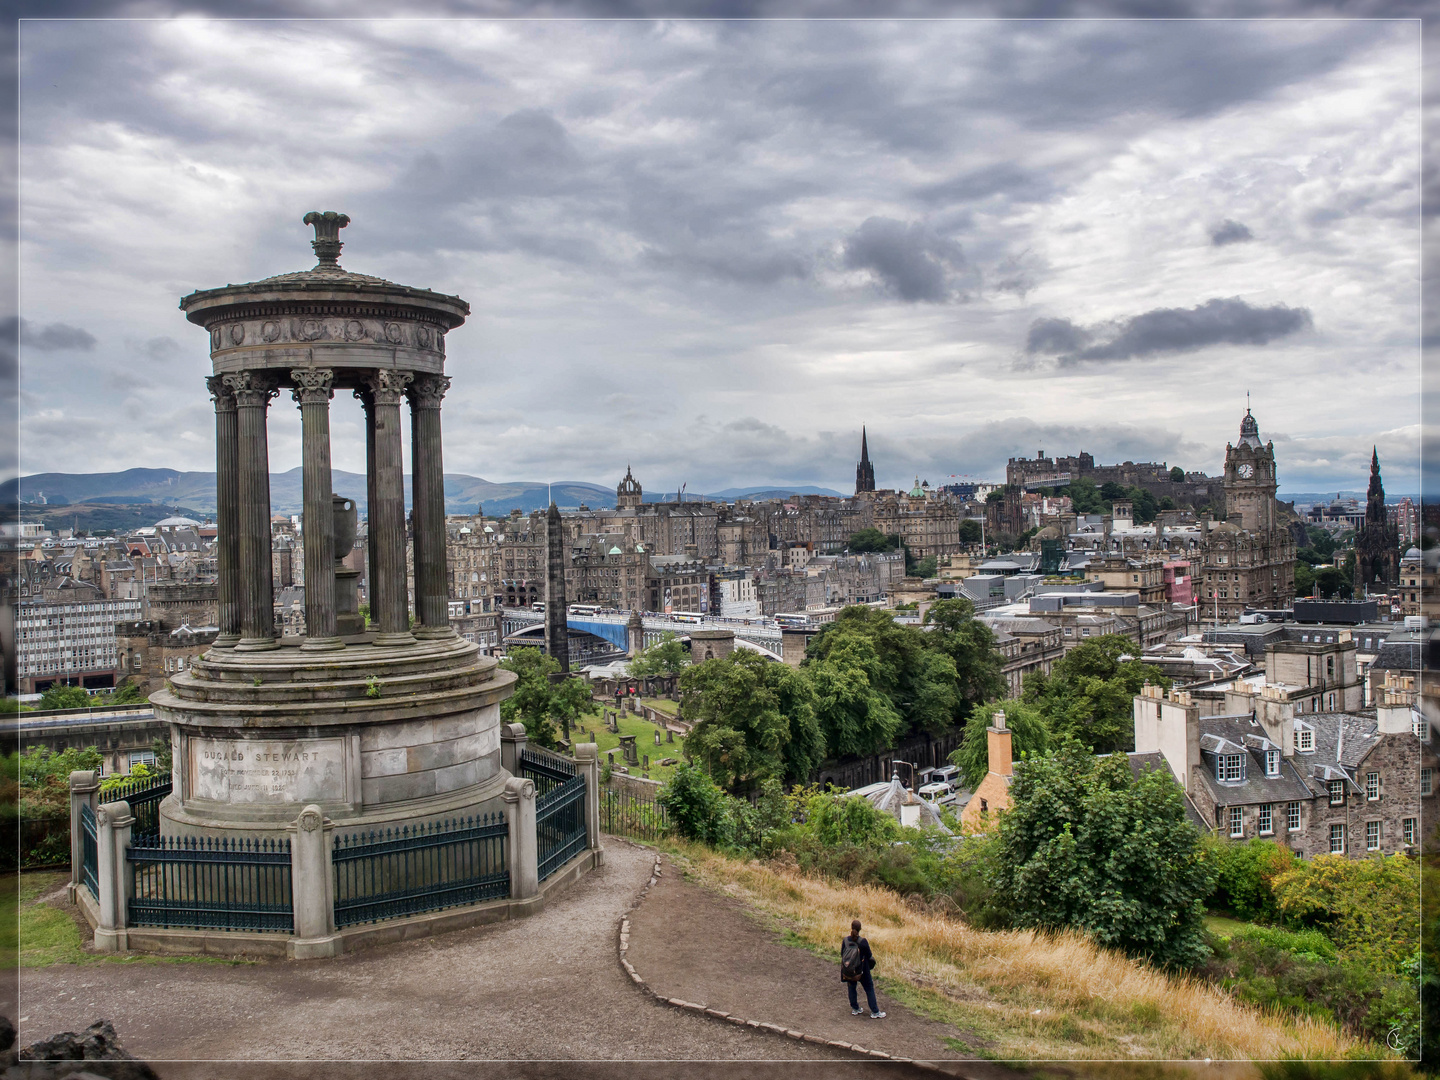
18, 842, 861, 1069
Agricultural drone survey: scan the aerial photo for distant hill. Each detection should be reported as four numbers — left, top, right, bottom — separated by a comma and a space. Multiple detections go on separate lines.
19, 502, 212, 534
689, 485, 845, 501
4, 469, 617, 518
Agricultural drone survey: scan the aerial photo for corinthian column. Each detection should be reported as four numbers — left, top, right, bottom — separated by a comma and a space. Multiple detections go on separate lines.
408, 373, 452, 639
293, 369, 342, 650
207, 376, 241, 648
358, 371, 414, 646
224, 370, 280, 651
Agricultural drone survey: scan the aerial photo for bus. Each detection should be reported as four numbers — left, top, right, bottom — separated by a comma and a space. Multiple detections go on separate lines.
773, 613, 811, 628
670, 612, 705, 623
568, 604, 601, 617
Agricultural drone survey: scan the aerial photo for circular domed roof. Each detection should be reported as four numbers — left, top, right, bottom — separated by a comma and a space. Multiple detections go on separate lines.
1406, 546, 1422, 559
155, 516, 201, 527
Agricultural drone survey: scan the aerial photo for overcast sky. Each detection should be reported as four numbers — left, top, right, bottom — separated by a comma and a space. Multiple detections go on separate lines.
15, 18, 1422, 498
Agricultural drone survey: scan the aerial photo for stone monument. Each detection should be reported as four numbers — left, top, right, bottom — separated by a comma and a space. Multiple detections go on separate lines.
151, 212, 516, 839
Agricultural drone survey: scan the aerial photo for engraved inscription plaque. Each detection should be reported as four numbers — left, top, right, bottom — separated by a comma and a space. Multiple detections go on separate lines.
189, 736, 346, 804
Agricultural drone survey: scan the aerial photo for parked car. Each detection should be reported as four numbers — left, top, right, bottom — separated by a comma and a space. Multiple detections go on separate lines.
918, 781, 953, 801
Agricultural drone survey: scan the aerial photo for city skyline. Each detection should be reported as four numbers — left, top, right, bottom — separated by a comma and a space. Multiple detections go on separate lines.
15, 19, 1421, 494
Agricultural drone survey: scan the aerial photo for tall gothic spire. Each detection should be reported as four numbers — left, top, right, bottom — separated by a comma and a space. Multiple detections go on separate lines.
856, 426, 876, 495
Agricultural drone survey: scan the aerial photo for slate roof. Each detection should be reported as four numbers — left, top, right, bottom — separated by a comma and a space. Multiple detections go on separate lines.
1193, 713, 1314, 808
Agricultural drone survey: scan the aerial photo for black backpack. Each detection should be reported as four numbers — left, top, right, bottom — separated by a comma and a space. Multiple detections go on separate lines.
840, 936, 864, 981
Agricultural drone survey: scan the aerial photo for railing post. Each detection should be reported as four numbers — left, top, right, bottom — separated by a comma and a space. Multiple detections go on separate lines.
67, 770, 99, 904
500, 722, 528, 776
93, 799, 132, 953
575, 742, 602, 856
288, 804, 340, 959
503, 776, 538, 900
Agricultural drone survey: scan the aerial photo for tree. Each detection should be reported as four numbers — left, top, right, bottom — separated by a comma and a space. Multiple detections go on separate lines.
499, 647, 593, 747
950, 700, 1050, 790
1099, 481, 1128, 503
681, 651, 826, 792
1273, 853, 1420, 973
1314, 566, 1353, 600
985, 486, 1007, 504
629, 632, 687, 678
1022, 634, 1166, 754
911, 555, 938, 579
1157, 496, 1175, 512
658, 762, 735, 846
1064, 478, 1106, 515
922, 599, 1006, 720
106, 681, 146, 706
1295, 562, 1316, 598
847, 528, 899, 553
988, 744, 1213, 968
1170, 466, 1185, 483
807, 634, 905, 759
39, 684, 90, 710
958, 519, 982, 545
1125, 485, 1158, 524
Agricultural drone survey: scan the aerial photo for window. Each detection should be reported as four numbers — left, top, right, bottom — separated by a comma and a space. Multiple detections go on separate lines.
1326, 657, 1335, 680
1287, 802, 1301, 831
1328, 779, 1345, 806
1297, 727, 1314, 752
1266, 749, 1280, 777
1330, 824, 1346, 854
1366, 772, 1380, 801
1366, 821, 1380, 851
1404, 818, 1417, 846
1219, 755, 1243, 782
1258, 804, 1273, 835
1414, 712, 1428, 740
1423, 768, 1433, 797
1229, 807, 1243, 837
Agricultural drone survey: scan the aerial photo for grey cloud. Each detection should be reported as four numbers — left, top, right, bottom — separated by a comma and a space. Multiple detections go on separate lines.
1210, 219, 1254, 246
19, 319, 96, 352
842, 217, 965, 303
1027, 298, 1313, 365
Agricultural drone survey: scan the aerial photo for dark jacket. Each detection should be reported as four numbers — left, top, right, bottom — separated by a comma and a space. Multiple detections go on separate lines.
841, 935, 876, 980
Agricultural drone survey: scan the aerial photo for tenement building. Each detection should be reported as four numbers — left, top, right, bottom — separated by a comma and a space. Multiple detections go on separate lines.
1198, 409, 1296, 622
1134, 682, 1437, 858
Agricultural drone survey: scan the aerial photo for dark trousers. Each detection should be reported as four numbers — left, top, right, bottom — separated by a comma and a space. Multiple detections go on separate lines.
846, 971, 878, 1013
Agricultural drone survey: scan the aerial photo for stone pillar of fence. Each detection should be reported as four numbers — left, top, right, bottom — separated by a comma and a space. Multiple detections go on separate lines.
503, 776, 538, 900
500, 722, 528, 776
67, 770, 100, 904
575, 743, 601, 854
93, 800, 133, 953
288, 804, 340, 959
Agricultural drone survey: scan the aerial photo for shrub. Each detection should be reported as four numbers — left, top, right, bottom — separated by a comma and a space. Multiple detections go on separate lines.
658, 762, 735, 847
1204, 836, 1294, 923
804, 791, 900, 849
1272, 853, 1420, 975
39, 684, 91, 710
1229, 924, 1338, 965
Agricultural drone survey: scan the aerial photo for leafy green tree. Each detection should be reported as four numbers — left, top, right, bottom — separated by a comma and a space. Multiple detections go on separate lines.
658, 762, 736, 846
1170, 466, 1185, 483
1295, 562, 1316, 598
1305, 526, 1338, 559
1022, 634, 1165, 753
985, 486, 1007, 504
1202, 836, 1294, 923
1314, 566, 1353, 600
1273, 853, 1420, 974
989, 744, 1213, 968
681, 651, 826, 792
805, 790, 901, 848
39, 684, 90, 710
500, 647, 593, 748
1099, 480, 1128, 503
847, 528, 899, 553
1064, 478, 1107, 514
18, 745, 103, 788
958, 519, 982, 545
807, 634, 905, 759
105, 681, 146, 706
628, 631, 688, 678
950, 700, 1050, 790
1157, 495, 1176, 512
1125, 486, 1158, 524
922, 599, 1006, 718
911, 554, 938, 578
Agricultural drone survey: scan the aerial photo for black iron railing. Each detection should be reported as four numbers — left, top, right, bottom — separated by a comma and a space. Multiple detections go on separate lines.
104, 770, 172, 840
333, 814, 508, 929
127, 834, 294, 932
536, 773, 587, 881
80, 802, 98, 899
519, 746, 577, 798
600, 786, 671, 842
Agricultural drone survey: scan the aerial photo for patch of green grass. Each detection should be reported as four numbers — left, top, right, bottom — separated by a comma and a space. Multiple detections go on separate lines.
15, 871, 256, 968
1204, 913, 1254, 938
574, 706, 686, 783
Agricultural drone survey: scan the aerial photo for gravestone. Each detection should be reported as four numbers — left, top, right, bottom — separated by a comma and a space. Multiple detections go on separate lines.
618, 734, 638, 766
654, 731, 661, 746
643, 754, 649, 769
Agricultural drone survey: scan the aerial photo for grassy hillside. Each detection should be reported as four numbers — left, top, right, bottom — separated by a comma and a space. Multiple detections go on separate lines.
669, 842, 1377, 1064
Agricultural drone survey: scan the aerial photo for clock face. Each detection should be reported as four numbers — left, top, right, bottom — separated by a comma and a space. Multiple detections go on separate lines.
1237, 463, 1255, 479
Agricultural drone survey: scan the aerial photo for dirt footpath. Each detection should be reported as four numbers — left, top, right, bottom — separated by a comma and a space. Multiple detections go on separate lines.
18, 842, 923, 1075
625, 858, 1014, 1079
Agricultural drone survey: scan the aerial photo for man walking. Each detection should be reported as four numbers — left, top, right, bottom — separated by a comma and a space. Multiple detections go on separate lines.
840, 919, 885, 1019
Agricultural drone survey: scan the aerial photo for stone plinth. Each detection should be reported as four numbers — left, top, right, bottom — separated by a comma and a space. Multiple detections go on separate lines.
150, 634, 515, 839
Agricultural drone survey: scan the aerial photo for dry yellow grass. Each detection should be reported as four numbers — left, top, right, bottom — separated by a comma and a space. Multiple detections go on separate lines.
673, 842, 1386, 1064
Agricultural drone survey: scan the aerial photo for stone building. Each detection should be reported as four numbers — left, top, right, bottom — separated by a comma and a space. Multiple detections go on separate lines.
1133, 682, 1437, 857
116, 622, 220, 694
1006, 449, 1220, 508
1198, 409, 1296, 622
1354, 449, 1400, 594
15, 584, 144, 692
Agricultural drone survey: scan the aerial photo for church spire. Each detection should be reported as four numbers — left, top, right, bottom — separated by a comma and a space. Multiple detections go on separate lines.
856, 426, 876, 495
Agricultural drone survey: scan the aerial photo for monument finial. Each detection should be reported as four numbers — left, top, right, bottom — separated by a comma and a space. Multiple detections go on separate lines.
303, 210, 350, 268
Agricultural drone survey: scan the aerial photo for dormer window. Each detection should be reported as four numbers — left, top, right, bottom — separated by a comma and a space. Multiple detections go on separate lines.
1297, 725, 1314, 753
1266, 750, 1280, 777
1218, 754, 1243, 783
1328, 779, 1345, 806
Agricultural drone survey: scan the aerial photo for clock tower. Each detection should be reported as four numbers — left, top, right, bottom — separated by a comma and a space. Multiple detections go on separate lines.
1223, 408, 1277, 533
